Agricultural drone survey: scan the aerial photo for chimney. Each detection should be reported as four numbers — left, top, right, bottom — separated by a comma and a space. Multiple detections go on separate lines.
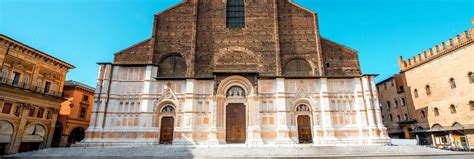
471, 18, 474, 27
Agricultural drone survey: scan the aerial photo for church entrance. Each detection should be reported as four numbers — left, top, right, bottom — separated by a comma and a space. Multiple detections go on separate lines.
226, 103, 246, 143
297, 115, 313, 143
159, 117, 174, 144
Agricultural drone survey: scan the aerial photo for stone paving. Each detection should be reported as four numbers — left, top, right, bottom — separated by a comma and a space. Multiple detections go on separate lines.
2, 145, 474, 159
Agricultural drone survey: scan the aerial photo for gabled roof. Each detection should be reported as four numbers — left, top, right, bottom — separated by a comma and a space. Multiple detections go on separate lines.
64, 80, 95, 92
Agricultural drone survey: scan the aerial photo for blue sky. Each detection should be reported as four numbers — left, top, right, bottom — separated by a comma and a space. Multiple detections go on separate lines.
1, 0, 473, 87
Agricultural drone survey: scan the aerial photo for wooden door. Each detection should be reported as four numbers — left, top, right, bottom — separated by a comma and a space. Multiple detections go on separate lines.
298, 115, 313, 143
159, 117, 174, 144
226, 103, 246, 143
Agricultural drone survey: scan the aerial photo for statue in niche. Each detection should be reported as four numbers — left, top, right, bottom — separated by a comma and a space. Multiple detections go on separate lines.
296, 104, 310, 112
226, 86, 245, 97
162, 106, 175, 113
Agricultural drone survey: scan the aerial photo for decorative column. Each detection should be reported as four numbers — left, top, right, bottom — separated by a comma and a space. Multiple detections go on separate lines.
140, 65, 156, 143
207, 99, 219, 145
10, 104, 32, 153
367, 76, 389, 143
319, 78, 336, 145
361, 77, 375, 144
84, 63, 113, 143
353, 78, 365, 144
45, 108, 59, 147
174, 79, 195, 145
246, 93, 263, 146
275, 78, 292, 144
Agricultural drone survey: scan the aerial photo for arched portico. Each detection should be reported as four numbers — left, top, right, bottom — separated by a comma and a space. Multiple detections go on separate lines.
20, 123, 47, 153
0, 120, 15, 155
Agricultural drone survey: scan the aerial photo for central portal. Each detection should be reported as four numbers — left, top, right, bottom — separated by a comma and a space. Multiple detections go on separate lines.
226, 103, 246, 143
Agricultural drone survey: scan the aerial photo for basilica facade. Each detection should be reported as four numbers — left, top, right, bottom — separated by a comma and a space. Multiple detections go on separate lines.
82, 0, 389, 146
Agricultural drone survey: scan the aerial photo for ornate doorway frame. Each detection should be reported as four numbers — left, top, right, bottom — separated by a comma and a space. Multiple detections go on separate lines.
157, 104, 176, 145
293, 102, 314, 144
216, 75, 260, 145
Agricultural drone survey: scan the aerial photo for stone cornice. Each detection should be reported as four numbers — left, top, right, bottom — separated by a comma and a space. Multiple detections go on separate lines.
0, 34, 75, 70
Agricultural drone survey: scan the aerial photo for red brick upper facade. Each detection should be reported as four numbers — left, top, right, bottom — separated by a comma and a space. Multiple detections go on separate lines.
114, 0, 362, 77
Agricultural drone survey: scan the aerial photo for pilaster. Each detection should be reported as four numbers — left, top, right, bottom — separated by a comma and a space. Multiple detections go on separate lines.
319, 78, 337, 145
10, 104, 31, 153
45, 108, 59, 147
174, 79, 195, 145
275, 78, 291, 144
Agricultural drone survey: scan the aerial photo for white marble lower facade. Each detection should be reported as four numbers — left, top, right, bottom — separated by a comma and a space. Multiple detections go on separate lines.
81, 64, 390, 147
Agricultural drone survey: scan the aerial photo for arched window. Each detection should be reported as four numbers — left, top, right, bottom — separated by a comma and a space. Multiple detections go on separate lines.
1, 69, 8, 82
226, 86, 245, 97
36, 79, 42, 92
397, 115, 401, 121
52, 84, 59, 96
389, 114, 393, 121
283, 59, 312, 76
421, 110, 426, 118
433, 107, 439, 116
449, 78, 456, 89
404, 113, 408, 120
452, 122, 462, 127
425, 85, 431, 95
226, 0, 245, 28
23, 76, 30, 88
296, 104, 311, 112
158, 54, 186, 77
468, 72, 474, 83
431, 124, 442, 129
449, 105, 456, 114
414, 89, 419, 98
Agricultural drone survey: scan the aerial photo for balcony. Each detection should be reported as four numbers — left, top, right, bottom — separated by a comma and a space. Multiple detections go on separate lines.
0, 77, 62, 98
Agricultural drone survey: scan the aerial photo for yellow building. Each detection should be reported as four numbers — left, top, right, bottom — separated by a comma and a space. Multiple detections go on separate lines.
51, 81, 94, 147
378, 20, 474, 149
0, 34, 75, 155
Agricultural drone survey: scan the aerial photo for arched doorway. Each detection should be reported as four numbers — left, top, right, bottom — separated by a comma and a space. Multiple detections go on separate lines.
296, 104, 313, 144
67, 127, 85, 147
225, 86, 246, 143
51, 123, 62, 147
0, 121, 14, 155
19, 124, 46, 153
159, 105, 175, 145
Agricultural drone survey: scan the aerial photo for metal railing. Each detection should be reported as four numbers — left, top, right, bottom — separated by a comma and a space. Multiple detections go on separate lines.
0, 77, 62, 98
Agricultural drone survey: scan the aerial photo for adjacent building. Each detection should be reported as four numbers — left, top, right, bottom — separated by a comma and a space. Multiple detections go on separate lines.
81, 0, 389, 147
0, 34, 75, 155
51, 81, 94, 147
378, 20, 474, 148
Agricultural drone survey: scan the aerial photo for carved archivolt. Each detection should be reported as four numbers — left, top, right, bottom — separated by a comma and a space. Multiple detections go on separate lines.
217, 75, 254, 96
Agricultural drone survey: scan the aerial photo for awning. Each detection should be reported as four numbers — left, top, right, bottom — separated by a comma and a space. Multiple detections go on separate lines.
426, 124, 474, 133
397, 119, 417, 125
411, 129, 429, 133
388, 130, 405, 135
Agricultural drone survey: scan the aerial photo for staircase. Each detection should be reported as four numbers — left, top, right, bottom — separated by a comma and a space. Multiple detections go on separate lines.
4, 145, 472, 158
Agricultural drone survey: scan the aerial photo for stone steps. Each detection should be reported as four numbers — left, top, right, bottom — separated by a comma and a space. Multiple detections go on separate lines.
4, 145, 472, 158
